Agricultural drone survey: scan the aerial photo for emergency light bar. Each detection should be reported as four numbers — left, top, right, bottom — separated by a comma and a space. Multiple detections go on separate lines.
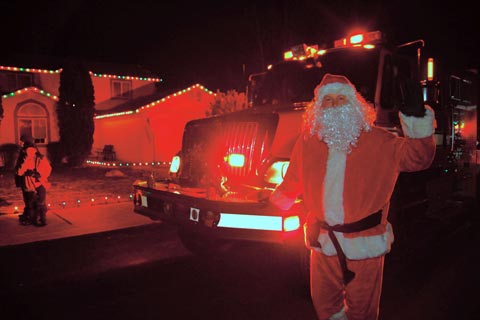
284, 44, 319, 61
334, 30, 383, 48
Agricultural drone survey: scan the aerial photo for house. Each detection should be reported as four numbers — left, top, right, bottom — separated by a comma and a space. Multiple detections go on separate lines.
93, 84, 215, 163
0, 57, 215, 166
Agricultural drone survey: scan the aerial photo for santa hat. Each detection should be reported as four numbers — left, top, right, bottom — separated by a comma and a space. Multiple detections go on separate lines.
303, 73, 375, 136
314, 73, 357, 106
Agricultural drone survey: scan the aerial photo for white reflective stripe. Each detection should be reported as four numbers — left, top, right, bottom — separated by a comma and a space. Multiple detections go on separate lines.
218, 213, 283, 231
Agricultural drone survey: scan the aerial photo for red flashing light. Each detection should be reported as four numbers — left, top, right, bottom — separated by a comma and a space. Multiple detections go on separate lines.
334, 30, 383, 48
350, 34, 363, 44
283, 44, 319, 61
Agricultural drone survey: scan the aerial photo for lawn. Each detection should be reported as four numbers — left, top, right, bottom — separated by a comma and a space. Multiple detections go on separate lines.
0, 165, 167, 215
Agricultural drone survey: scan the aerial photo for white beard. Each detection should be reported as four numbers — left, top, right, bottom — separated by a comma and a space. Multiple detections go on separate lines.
316, 103, 367, 153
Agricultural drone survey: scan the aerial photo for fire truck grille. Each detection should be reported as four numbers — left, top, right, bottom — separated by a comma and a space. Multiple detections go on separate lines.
180, 119, 273, 187
223, 122, 259, 177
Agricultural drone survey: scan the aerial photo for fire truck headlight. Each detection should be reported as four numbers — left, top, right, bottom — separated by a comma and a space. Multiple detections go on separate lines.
264, 161, 290, 185
169, 156, 180, 173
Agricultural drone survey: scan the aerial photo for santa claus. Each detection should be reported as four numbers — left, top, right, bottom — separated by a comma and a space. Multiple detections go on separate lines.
270, 73, 436, 320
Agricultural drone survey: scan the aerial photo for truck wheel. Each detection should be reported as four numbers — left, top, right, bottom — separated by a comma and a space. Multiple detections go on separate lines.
177, 227, 228, 255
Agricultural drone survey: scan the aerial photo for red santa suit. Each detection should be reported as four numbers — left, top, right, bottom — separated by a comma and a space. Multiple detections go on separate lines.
270, 74, 436, 320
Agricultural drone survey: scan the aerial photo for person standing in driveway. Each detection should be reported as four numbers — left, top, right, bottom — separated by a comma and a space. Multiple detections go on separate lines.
269, 73, 436, 320
15, 134, 37, 225
15, 135, 52, 226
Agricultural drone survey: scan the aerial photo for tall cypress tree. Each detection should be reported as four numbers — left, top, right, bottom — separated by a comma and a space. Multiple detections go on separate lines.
56, 57, 95, 166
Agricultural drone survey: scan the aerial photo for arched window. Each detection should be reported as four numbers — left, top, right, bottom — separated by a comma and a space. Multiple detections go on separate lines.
16, 103, 49, 144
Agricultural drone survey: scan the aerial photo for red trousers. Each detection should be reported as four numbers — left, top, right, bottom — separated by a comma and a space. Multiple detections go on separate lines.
310, 250, 384, 320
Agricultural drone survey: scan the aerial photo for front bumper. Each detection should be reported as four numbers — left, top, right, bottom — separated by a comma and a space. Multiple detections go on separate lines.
133, 181, 304, 245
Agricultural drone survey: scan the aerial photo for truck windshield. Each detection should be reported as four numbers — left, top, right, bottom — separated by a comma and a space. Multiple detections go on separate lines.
249, 48, 380, 107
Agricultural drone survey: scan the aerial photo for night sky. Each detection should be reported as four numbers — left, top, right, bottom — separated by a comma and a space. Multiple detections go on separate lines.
1, 0, 478, 92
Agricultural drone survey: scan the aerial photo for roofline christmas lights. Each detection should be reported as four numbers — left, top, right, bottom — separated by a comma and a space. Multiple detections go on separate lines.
2, 87, 59, 100
94, 83, 215, 120
0, 65, 161, 82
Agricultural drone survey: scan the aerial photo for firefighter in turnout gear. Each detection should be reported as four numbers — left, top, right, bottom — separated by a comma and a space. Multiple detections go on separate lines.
270, 74, 436, 320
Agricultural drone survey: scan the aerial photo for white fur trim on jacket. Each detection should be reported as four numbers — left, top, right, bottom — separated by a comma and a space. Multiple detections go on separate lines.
324, 149, 347, 225
399, 105, 435, 138
318, 145, 394, 259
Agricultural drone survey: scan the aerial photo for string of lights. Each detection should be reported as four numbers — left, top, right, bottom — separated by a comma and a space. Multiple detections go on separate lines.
12, 193, 135, 214
0, 65, 160, 82
94, 83, 215, 120
2, 87, 59, 100
85, 160, 171, 167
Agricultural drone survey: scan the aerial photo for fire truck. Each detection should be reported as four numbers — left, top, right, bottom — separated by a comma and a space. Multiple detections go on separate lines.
133, 30, 478, 283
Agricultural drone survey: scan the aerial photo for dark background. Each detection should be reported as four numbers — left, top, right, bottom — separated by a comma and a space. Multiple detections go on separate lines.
1, 0, 478, 91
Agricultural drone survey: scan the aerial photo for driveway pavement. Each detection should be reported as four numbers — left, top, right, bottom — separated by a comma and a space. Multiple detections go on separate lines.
0, 202, 156, 247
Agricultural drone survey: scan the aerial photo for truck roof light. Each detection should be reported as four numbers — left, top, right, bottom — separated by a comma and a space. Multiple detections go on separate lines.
284, 51, 293, 60
334, 30, 383, 48
350, 34, 363, 44
427, 58, 434, 81
283, 44, 319, 61
225, 153, 245, 168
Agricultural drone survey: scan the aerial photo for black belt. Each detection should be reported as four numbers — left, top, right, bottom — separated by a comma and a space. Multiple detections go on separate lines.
318, 210, 382, 285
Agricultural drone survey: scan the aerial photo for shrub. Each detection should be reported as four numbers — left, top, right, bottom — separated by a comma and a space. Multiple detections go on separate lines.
0, 143, 21, 171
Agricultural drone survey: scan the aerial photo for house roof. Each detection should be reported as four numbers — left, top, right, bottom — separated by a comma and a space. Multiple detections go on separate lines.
94, 83, 215, 117
1, 86, 59, 101
0, 54, 160, 79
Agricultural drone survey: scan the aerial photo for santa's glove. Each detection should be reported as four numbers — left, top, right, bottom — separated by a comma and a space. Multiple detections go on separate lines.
397, 76, 426, 117
304, 220, 322, 250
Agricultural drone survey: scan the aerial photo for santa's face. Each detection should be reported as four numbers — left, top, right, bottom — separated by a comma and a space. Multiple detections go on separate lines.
315, 95, 366, 153
320, 94, 348, 109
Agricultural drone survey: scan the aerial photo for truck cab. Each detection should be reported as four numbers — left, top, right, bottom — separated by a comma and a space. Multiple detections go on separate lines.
133, 30, 477, 283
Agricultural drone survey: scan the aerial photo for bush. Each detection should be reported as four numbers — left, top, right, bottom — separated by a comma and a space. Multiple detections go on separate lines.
206, 90, 247, 116
0, 143, 21, 171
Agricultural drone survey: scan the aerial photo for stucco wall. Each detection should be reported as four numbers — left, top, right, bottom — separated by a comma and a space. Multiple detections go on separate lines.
92, 87, 214, 163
